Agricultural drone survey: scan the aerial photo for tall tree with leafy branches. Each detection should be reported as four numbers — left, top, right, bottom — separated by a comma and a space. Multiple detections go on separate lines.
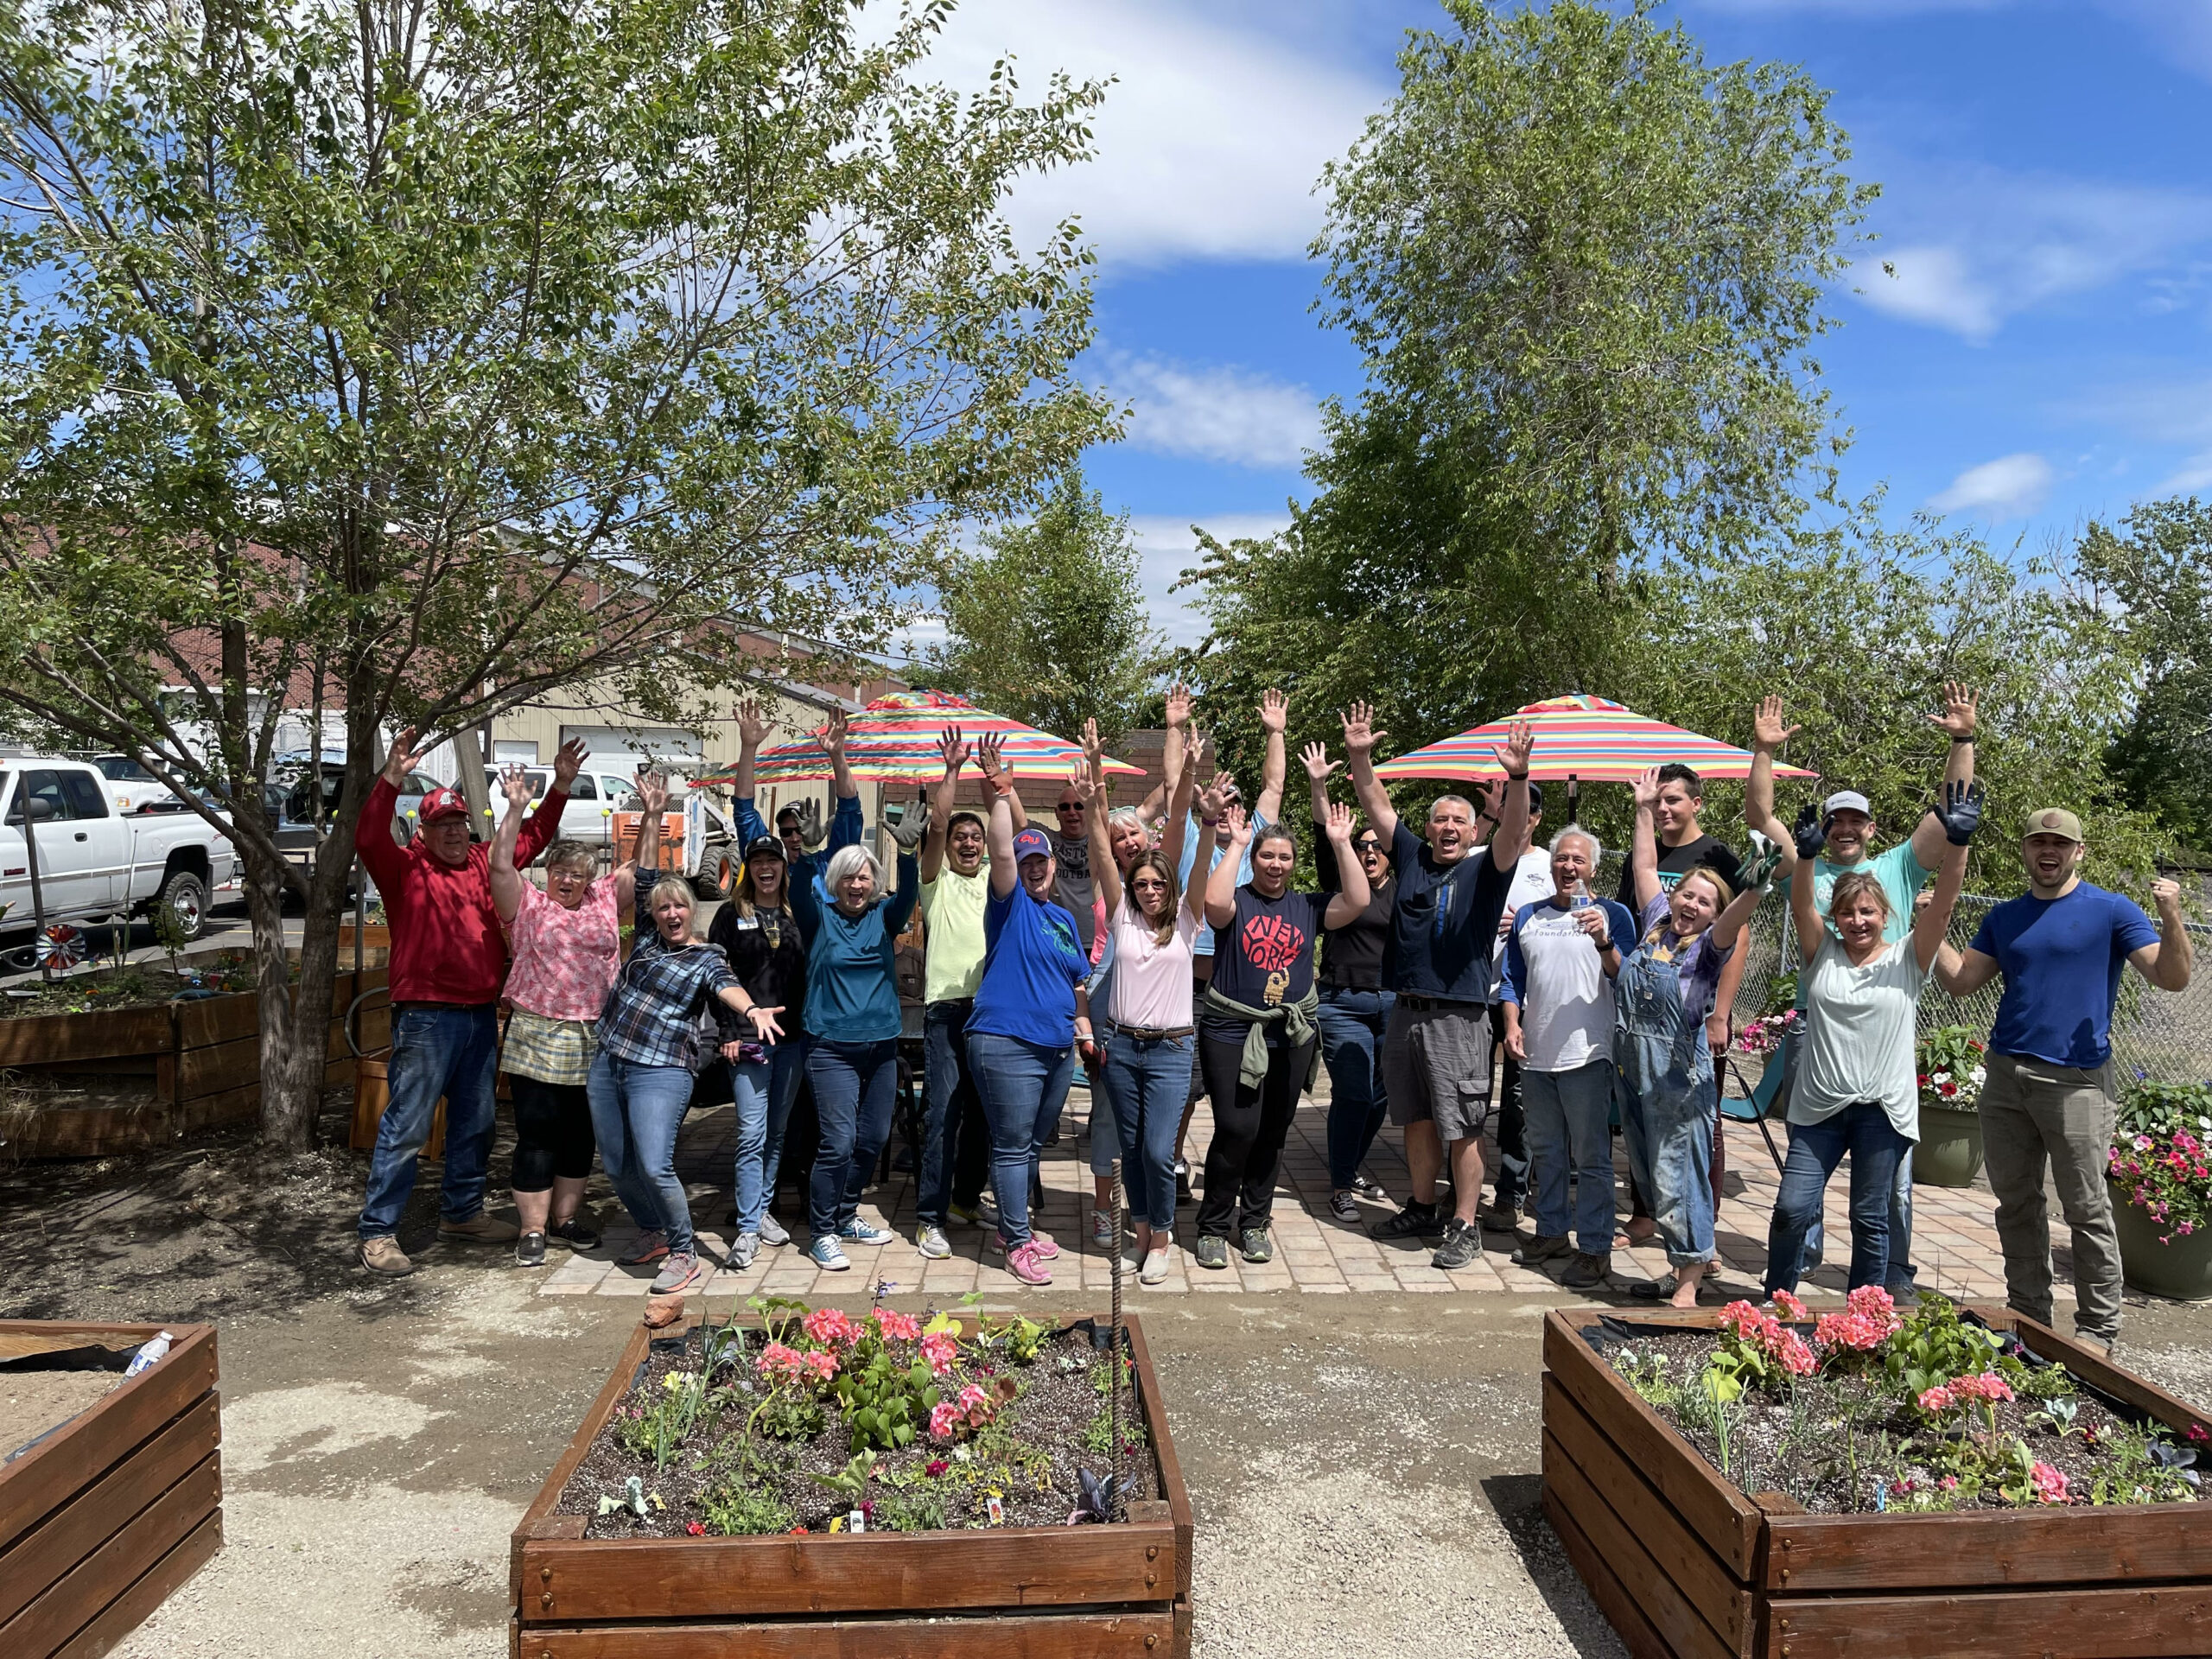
1184, 0, 1873, 791
923, 469, 1161, 751
0, 0, 1116, 1144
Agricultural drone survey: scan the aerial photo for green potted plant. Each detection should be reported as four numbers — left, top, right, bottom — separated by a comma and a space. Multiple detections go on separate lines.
2108, 1077, 2212, 1302
1914, 1025, 1987, 1187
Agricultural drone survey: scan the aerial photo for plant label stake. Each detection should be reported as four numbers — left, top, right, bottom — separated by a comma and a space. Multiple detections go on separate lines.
1109, 1155, 1125, 1523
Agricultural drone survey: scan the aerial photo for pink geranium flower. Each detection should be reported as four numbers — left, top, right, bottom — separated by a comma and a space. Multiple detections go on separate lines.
919, 1332, 959, 1376
1770, 1289, 1808, 1322
802, 1307, 861, 1350
871, 1307, 923, 1343
1918, 1385, 1956, 1414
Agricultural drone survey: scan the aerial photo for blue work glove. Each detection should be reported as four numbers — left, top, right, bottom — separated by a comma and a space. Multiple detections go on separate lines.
1792, 804, 1827, 862
1935, 779, 1985, 846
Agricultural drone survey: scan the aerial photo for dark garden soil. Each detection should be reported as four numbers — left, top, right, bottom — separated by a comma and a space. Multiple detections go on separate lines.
0, 951, 258, 1018
1611, 1326, 2211, 1515
555, 1322, 1159, 1537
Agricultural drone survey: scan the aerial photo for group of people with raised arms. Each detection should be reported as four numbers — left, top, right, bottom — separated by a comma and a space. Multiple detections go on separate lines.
352, 683, 2193, 1345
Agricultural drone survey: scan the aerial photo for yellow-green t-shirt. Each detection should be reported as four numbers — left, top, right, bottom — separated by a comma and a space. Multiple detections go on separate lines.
919, 865, 990, 1004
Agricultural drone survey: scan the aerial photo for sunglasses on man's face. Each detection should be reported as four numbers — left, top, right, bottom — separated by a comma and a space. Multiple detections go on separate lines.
1355, 839, 1383, 855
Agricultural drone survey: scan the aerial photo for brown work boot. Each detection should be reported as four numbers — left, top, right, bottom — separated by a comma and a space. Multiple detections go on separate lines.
1560, 1250, 1611, 1289
437, 1211, 519, 1245
359, 1236, 414, 1277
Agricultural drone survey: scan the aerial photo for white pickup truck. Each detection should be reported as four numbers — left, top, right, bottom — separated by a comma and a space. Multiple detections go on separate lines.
0, 758, 238, 942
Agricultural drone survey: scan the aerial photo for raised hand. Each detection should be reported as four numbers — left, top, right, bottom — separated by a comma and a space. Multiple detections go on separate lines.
1065, 759, 1098, 805
2153, 876, 2183, 912
381, 726, 423, 787
1491, 718, 1535, 778
1083, 716, 1106, 785
976, 731, 1007, 784
1752, 695, 1801, 752
1300, 741, 1339, 785
1935, 779, 1985, 846
1223, 803, 1253, 846
499, 762, 536, 810
885, 791, 929, 850
1321, 799, 1353, 843
938, 724, 971, 772
1339, 702, 1384, 756
734, 698, 770, 748
1927, 682, 1980, 741
1793, 803, 1827, 861
1198, 767, 1236, 822
823, 709, 849, 760
551, 736, 588, 789
792, 796, 827, 851
1631, 766, 1662, 811
1164, 682, 1192, 730
1259, 688, 1288, 734
636, 768, 670, 815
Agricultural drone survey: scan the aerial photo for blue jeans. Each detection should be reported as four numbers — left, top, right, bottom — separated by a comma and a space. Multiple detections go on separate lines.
968, 1031, 1073, 1248
731, 1037, 809, 1235
586, 1050, 697, 1254
1318, 988, 1393, 1192
919, 1001, 988, 1226
1765, 1103, 1912, 1296
1779, 1024, 1916, 1281
1103, 1029, 1192, 1231
359, 1005, 499, 1240
805, 1039, 899, 1239
1522, 1059, 1618, 1258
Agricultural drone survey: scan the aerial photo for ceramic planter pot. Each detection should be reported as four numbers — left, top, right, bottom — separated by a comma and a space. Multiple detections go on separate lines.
2110, 1182, 2212, 1302
1913, 1103, 1985, 1188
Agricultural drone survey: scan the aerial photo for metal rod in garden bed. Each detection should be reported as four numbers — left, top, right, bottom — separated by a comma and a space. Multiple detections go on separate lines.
1110, 1155, 1125, 1523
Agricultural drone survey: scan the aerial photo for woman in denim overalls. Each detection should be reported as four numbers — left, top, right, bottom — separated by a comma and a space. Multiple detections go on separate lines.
1617, 769, 1768, 1307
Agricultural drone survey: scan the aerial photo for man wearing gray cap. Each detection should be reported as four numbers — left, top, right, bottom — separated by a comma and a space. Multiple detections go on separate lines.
1746, 684, 1981, 1291
1936, 810, 2192, 1351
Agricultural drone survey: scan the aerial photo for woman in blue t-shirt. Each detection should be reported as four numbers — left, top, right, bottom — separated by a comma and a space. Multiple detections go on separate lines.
966, 751, 1094, 1287
1193, 802, 1370, 1270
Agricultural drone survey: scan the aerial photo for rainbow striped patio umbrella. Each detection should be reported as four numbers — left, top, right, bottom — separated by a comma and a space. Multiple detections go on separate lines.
696, 690, 1145, 786
1371, 695, 1819, 784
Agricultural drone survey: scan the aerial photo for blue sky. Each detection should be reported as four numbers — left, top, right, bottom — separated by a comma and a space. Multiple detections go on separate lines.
910, 0, 2212, 647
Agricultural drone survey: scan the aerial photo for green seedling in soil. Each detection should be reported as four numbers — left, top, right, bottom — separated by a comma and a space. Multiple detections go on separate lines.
810, 1452, 879, 1507
700, 1478, 797, 1536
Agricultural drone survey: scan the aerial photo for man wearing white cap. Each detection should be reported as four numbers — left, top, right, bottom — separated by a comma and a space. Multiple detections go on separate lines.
1936, 810, 2192, 1350
1746, 684, 1981, 1291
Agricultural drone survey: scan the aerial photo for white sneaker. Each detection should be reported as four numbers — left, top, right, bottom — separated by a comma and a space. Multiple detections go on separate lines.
1090, 1208, 1116, 1249
1141, 1246, 1170, 1285
759, 1214, 791, 1248
916, 1223, 951, 1260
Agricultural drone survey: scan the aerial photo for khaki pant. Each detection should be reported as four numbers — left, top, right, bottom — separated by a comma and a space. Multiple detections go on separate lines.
1979, 1050, 2123, 1343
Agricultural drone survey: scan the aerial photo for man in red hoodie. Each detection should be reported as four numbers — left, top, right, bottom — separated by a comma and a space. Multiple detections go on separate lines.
355, 728, 583, 1275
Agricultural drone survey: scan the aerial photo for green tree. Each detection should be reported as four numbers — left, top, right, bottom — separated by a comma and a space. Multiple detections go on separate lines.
924, 470, 1161, 751
1185, 0, 1873, 793
2072, 498, 2212, 853
0, 0, 1113, 1144
1625, 506, 2163, 896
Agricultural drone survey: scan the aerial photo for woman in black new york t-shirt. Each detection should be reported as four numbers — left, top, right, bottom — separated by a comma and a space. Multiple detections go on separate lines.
1193, 803, 1371, 1268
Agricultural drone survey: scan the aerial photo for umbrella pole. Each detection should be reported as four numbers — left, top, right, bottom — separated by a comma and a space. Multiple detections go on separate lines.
1567, 772, 1579, 823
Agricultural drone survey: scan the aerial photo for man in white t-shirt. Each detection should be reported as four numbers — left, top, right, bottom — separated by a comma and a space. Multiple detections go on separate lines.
1479, 784, 1555, 1230
1499, 826, 1637, 1286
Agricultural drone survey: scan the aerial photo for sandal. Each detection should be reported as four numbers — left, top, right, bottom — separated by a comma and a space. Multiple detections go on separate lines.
1630, 1274, 1724, 1305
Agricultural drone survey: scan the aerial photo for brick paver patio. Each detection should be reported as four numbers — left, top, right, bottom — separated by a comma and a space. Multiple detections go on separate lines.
540, 1071, 2062, 1313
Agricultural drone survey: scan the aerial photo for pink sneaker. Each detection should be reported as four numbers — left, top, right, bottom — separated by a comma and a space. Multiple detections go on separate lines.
1028, 1230, 1059, 1261
1007, 1240, 1053, 1285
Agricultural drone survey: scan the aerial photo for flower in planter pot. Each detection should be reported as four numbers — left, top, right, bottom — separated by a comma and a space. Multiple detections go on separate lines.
1916, 1025, 1986, 1113
2107, 1079, 2212, 1245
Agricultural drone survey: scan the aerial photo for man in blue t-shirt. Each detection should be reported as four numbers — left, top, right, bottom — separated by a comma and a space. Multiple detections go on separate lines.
1346, 702, 1535, 1271
1937, 808, 2192, 1350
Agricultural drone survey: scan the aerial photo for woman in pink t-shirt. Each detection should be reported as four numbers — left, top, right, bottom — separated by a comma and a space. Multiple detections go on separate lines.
491, 764, 652, 1267
1083, 741, 1207, 1286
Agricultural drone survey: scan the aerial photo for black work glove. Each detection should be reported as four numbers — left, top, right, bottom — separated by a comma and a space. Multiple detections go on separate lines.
1935, 779, 1985, 846
1792, 804, 1827, 862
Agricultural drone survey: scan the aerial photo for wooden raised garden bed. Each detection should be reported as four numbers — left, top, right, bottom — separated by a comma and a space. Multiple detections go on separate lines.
0, 956, 386, 1158
510, 1311, 1193, 1658
1541, 1306, 2212, 1658
0, 1321, 222, 1659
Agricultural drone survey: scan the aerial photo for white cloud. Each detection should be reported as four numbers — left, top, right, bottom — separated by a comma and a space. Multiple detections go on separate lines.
2157, 454, 2212, 495
1105, 353, 1322, 468
2098, 0, 2212, 81
1849, 171, 2212, 342
1927, 452, 2054, 518
1128, 512, 1294, 647
881, 0, 1386, 267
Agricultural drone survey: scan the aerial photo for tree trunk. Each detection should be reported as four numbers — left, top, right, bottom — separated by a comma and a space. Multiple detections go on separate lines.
251, 802, 359, 1149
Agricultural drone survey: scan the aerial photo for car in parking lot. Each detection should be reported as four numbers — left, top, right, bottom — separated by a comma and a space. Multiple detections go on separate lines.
480, 764, 652, 850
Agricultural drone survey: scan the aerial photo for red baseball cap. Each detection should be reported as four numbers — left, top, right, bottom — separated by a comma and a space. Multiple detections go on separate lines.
418, 786, 469, 823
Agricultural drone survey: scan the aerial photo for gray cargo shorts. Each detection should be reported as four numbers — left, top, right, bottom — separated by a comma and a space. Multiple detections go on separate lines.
1382, 998, 1492, 1143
